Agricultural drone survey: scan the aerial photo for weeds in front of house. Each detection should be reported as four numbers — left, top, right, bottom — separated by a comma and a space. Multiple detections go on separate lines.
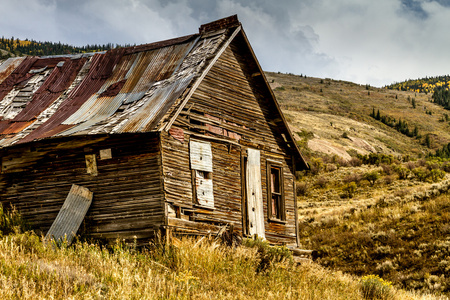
0, 205, 438, 299
359, 275, 393, 300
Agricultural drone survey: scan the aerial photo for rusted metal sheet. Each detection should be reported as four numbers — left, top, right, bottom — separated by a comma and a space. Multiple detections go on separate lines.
0, 56, 38, 101
19, 48, 126, 143
0, 30, 226, 147
0, 57, 25, 85
2, 57, 87, 128
44, 184, 93, 245
60, 54, 136, 126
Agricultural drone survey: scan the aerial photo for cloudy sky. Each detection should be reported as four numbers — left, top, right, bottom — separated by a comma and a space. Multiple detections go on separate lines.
1, 0, 450, 87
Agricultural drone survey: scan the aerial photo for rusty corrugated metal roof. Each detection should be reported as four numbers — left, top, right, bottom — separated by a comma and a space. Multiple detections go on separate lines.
0, 57, 26, 85
0, 25, 229, 147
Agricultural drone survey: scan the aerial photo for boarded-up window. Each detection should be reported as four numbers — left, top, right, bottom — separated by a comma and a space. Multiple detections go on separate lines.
190, 140, 214, 208
99, 148, 112, 160
85, 154, 98, 176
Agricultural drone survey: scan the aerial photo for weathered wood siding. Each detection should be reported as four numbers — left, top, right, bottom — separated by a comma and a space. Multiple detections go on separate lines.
0, 133, 164, 241
161, 131, 244, 234
164, 39, 298, 244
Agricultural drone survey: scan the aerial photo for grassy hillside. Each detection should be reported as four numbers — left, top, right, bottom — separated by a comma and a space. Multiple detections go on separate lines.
266, 72, 450, 160
266, 71, 450, 298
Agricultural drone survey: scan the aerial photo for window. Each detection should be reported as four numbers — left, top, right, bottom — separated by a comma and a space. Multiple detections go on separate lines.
190, 140, 214, 208
267, 162, 285, 221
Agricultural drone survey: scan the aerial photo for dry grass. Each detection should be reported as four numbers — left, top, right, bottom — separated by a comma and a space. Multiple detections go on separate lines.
0, 227, 442, 299
297, 159, 450, 298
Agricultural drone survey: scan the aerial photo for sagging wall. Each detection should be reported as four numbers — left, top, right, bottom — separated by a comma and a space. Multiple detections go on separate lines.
162, 38, 298, 244
0, 133, 165, 241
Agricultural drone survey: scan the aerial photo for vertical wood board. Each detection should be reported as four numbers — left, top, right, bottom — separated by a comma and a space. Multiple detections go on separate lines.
246, 148, 265, 238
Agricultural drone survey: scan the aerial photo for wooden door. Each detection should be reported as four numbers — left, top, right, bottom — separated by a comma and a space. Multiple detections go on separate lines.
245, 148, 265, 238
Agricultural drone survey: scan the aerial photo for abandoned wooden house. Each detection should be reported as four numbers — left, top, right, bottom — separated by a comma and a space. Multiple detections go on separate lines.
0, 15, 308, 246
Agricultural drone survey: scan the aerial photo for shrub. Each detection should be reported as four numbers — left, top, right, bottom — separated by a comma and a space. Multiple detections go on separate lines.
343, 173, 363, 185
429, 169, 445, 182
309, 157, 324, 175
364, 171, 380, 186
384, 175, 394, 185
296, 182, 309, 196
412, 167, 429, 182
242, 237, 292, 272
0, 204, 26, 235
393, 165, 409, 180
358, 153, 394, 166
359, 275, 393, 300
314, 176, 329, 188
325, 163, 337, 172
348, 157, 363, 167
376, 260, 395, 275
380, 164, 393, 175
441, 161, 450, 172
342, 182, 357, 198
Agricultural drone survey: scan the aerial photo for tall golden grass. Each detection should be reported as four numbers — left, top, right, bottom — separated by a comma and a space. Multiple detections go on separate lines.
0, 228, 443, 299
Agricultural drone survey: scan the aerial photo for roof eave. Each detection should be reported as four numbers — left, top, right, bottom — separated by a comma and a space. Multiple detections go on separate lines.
237, 28, 309, 170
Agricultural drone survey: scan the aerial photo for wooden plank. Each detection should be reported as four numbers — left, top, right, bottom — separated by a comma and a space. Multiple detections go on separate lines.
195, 174, 214, 208
189, 140, 213, 172
168, 217, 221, 232
246, 148, 265, 239
45, 184, 93, 244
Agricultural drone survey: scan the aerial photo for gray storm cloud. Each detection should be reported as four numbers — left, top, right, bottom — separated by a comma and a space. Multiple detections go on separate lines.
1, 0, 450, 86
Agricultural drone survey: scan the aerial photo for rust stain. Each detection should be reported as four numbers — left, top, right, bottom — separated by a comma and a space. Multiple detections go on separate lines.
99, 79, 127, 98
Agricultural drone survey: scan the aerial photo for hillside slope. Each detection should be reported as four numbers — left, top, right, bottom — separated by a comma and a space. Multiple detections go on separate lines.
268, 72, 450, 297
266, 72, 450, 161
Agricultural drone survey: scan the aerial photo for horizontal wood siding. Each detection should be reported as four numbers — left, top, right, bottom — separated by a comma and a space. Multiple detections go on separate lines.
160, 131, 193, 206
161, 130, 244, 233
167, 41, 297, 244
0, 133, 164, 241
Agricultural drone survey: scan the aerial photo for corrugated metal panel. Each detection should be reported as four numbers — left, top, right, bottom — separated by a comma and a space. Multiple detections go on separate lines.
0, 56, 38, 101
57, 41, 195, 136
115, 75, 193, 133
0, 58, 93, 147
0, 30, 228, 147
10, 57, 87, 123
45, 184, 93, 245
0, 57, 25, 85
0, 71, 50, 121
19, 48, 126, 144
61, 53, 136, 125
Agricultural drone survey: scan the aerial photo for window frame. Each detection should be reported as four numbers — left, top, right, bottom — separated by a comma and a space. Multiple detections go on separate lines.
266, 160, 286, 222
